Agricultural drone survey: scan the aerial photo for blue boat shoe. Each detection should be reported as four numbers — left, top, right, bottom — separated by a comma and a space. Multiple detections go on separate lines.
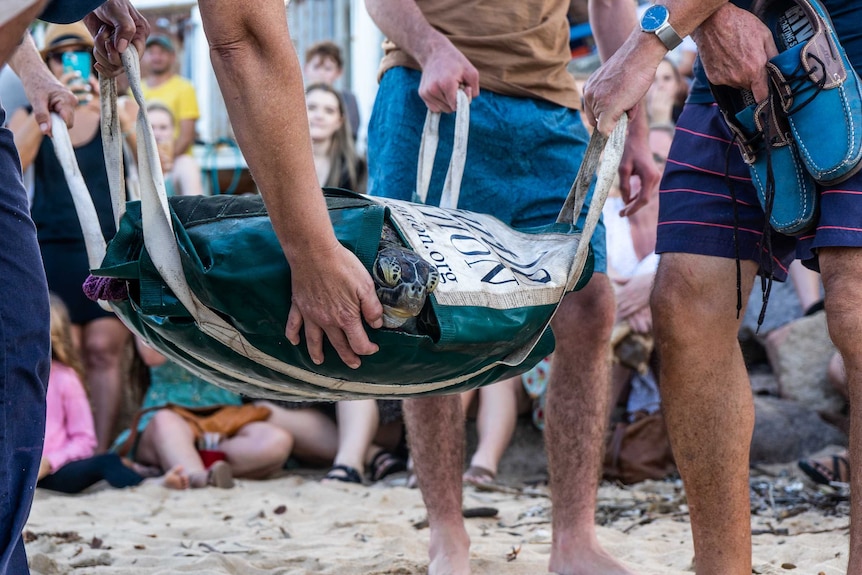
755, 0, 862, 185
710, 83, 818, 235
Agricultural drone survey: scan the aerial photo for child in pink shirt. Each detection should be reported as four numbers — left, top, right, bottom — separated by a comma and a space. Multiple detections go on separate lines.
37, 295, 185, 492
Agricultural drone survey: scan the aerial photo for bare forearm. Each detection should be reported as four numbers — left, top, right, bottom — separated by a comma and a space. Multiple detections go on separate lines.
365, 0, 449, 67
589, 0, 640, 63
593, 0, 730, 77
589, 0, 651, 136
584, 0, 730, 135
655, 0, 730, 39
0, 0, 45, 68
9, 34, 54, 167
8, 31, 40, 78
200, 0, 340, 261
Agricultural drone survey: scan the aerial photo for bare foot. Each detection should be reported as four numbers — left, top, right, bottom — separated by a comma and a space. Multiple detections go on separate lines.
159, 465, 189, 490
428, 523, 471, 575
123, 458, 162, 478
549, 542, 636, 575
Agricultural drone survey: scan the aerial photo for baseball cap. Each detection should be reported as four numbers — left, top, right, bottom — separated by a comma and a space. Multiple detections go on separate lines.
40, 21, 94, 59
146, 34, 176, 53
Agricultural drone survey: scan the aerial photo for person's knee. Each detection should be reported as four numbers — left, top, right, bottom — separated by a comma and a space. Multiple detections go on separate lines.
551, 275, 614, 346
266, 425, 293, 457
651, 255, 752, 340
148, 410, 189, 441
821, 255, 862, 357
244, 422, 293, 454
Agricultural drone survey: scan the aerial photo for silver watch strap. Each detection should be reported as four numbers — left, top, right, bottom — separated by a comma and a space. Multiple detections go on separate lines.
657, 24, 683, 50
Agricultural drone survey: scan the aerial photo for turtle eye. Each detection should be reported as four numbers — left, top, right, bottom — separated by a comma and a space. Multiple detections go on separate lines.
425, 268, 440, 293
381, 259, 402, 286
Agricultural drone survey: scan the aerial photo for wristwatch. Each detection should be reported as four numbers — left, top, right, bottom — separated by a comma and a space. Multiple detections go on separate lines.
640, 4, 683, 51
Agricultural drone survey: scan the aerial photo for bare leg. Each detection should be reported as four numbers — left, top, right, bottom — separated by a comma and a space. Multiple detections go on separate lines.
828, 351, 848, 398
82, 317, 132, 451
467, 377, 522, 478
219, 421, 292, 478
329, 399, 379, 476
404, 394, 470, 575
460, 389, 477, 418
546, 275, 635, 575
135, 410, 207, 482
819, 248, 862, 574
260, 401, 339, 465
652, 253, 757, 575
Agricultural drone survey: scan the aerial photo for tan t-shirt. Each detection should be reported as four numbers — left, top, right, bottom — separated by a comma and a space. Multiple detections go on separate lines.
378, 0, 580, 110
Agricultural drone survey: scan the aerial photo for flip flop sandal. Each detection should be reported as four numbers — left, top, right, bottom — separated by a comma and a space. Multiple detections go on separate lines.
207, 460, 235, 489
798, 453, 850, 485
463, 465, 496, 489
368, 450, 408, 482
324, 464, 363, 484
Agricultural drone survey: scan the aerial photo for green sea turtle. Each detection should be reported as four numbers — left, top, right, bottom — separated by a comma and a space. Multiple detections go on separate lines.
372, 223, 440, 331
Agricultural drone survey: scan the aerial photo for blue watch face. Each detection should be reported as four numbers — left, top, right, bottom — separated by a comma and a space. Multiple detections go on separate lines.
642, 4, 669, 33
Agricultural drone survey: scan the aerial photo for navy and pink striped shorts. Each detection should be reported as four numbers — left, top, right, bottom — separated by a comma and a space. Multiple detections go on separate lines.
656, 103, 862, 281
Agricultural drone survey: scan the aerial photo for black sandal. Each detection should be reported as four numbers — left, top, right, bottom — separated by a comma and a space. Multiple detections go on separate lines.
323, 464, 363, 484
799, 452, 850, 485
368, 450, 407, 482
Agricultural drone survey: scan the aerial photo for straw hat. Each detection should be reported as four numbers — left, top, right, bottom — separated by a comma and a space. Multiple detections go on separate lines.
40, 21, 94, 59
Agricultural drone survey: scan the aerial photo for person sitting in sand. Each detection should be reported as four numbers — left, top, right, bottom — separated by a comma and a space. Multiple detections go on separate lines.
38, 294, 185, 493
112, 338, 293, 489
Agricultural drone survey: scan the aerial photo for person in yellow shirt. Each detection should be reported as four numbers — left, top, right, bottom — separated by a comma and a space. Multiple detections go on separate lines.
141, 34, 199, 157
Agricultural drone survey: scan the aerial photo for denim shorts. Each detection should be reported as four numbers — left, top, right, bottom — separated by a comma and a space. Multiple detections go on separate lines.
367, 67, 606, 274
656, 103, 862, 279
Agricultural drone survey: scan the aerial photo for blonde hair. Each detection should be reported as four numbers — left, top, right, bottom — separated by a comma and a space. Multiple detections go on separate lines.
49, 294, 85, 383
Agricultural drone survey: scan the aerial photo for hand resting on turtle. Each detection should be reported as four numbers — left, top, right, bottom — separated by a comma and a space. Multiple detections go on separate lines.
372, 222, 439, 333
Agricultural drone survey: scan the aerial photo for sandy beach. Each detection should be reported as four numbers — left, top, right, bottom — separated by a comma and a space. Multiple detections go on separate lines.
24, 460, 851, 575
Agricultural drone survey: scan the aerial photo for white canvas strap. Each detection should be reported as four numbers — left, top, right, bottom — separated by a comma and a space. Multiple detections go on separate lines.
415, 89, 470, 209
412, 85, 626, 293
99, 71, 127, 229
49, 114, 107, 271
563, 115, 627, 291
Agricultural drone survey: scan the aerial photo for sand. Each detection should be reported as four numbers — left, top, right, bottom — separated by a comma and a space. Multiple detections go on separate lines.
24, 465, 851, 575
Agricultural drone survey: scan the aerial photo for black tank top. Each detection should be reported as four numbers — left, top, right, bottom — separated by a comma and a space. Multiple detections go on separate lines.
30, 120, 117, 243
